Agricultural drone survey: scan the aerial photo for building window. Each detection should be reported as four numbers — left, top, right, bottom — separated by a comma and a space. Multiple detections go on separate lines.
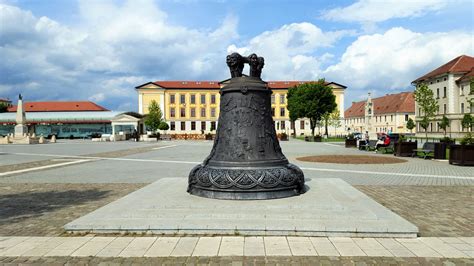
201, 121, 206, 131
180, 94, 185, 104
280, 94, 285, 104
210, 121, 216, 131
281, 121, 286, 129
460, 86, 464, 96
211, 108, 216, 117
201, 94, 206, 104
190, 94, 196, 104
443, 104, 446, 114
190, 108, 196, 117
181, 121, 186, 131
211, 94, 216, 104
280, 108, 285, 117
271, 95, 275, 104
170, 94, 175, 104
290, 121, 294, 130
170, 122, 175, 131
391, 115, 393, 122
191, 121, 196, 130
271, 108, 275, 116
384, 116, 387, 122
461, 103, 464, 114
200, 108, 206, 117
436, 88, 439, 99
180, 108, 186, 117
444, 77, 447, 81
276, 122, 280, 130
443, 87, 446, 98
405, 114, 408, 121
375, 117, 378, 122
300, 120, 305, 130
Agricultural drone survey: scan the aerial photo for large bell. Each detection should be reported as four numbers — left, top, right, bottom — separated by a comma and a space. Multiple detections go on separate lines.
188, 53, 305, 200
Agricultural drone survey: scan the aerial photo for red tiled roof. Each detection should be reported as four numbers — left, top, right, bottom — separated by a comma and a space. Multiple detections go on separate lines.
413, 55, 474, 83
345, 92, 414, 118
137, 80, 346, 90
8, 101, 109, 112
153, 81, 220, 89
457, 67, 474, 83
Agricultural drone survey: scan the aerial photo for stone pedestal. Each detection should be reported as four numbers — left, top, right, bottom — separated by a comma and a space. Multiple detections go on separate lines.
14, 124, 28, 138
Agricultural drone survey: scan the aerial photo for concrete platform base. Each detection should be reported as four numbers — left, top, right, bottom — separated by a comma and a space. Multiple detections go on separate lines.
65, 178, 418, 237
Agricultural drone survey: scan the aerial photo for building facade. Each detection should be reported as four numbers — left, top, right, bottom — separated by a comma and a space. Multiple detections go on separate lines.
412, 55, 474, 138
0, 101, 141, 138
344, 92, 415, 136
135, 80, 347, 136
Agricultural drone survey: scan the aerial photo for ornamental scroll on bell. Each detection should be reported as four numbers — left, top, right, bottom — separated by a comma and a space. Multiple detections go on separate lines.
187, 53, 305, 200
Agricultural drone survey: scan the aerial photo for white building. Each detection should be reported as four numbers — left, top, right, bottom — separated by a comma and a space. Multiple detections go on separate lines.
412, 55, 474, 138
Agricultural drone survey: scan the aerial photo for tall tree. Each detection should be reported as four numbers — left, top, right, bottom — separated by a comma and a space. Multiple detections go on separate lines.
406, 118, 415, 133
287, 87, 304, 138
144, 100, 163, 133
329, 110, 342, 136
321, 112, 330, 137
0, 102, 8, 113
287, 79, 337, 138
414, 83, 438, 138
461, 113, 473, 132
438, 115, 449, 137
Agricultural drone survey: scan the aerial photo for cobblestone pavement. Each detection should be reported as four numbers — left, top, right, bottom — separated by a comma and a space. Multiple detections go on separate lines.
0, 256, 472, 265
355, 186, 474, 237
0, 183, 146, 236
1, 140, 473, 185
0, 140, 473, 264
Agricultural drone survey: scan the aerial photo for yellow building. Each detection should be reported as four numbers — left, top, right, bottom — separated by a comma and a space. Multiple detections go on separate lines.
135, 80, 346, 135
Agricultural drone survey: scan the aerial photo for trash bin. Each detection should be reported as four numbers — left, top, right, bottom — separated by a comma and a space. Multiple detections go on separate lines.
434, 142, 447, 159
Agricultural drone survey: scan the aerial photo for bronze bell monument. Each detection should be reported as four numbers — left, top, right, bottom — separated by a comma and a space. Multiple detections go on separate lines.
188, 53, 305, 200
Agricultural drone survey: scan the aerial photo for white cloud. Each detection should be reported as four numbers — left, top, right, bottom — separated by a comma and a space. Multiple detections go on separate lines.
322, 0, 446, 23
0, 1, 239, 110
324, 27, 473, 94
227, 22, 350, 80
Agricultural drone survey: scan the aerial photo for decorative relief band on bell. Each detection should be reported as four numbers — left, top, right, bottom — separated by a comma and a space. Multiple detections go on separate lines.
188, 163, 305, 193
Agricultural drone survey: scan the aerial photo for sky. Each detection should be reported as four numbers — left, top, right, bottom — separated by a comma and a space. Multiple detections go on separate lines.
0, 0, 473, 111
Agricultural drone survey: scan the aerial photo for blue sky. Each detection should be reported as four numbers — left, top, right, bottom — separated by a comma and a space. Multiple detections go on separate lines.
1, 0, 473, 111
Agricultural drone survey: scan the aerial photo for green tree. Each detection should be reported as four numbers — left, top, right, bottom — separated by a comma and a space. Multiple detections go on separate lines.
419, 116, 429, 135
0, 102, 8, 113
438, 115, 450, 137
461, 113, 473, 132
144, 100, 163, 133
414, 83, 438, 137
321, 112, 332, 137
158, 121, 169, 131
329, 109, 342, 136
287, 79, 337, 137
406, 118, 415, 133
287, 88, 304, 137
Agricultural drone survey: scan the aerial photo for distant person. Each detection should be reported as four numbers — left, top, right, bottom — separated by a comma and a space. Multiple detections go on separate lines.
375, 134, 390, 151
132, 129, 139, 142
364, 131, 369, 145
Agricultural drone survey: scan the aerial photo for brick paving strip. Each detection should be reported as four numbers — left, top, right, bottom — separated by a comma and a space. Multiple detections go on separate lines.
0, 236, 472, 259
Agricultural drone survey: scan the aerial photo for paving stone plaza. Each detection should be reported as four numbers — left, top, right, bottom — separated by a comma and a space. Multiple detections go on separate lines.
0, 139, 473, 264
